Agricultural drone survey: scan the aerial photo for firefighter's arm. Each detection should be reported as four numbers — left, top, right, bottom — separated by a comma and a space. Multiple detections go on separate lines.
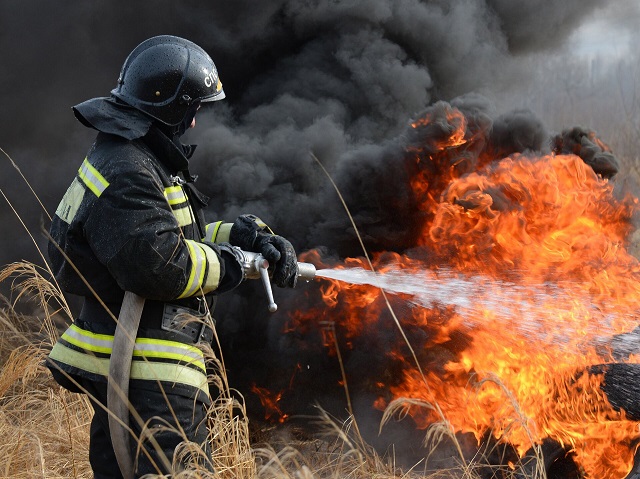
83, 167, 242, 300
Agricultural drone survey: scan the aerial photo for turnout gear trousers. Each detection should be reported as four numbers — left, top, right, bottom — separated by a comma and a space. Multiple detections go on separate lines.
83, 379, 211, 478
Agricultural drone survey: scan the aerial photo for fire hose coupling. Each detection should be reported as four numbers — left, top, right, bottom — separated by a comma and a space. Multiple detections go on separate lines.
233, 248, 317, 312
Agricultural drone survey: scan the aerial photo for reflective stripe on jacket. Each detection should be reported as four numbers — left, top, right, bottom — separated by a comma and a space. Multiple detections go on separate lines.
48, 324, 209, 396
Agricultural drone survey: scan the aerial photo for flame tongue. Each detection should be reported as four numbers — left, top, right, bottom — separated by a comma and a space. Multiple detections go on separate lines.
291, 105, 640, 479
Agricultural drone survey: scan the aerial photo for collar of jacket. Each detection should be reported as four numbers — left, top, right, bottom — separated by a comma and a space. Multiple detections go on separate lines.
143, 126, 211, 237
72, 96, 153, 141
142, 125, 197, 175
142, 127, 210, 211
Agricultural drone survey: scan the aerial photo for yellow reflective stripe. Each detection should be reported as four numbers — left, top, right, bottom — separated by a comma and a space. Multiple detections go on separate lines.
49, 343, 209, 395
164, 185, 187, 206
78, 158, 109, 197
203, 221, 223, 242
133, 358, 208, 393
135, 338, 205, 370
172, 206, 192, 227
55, 177, 85, 224
178, 240, 207, 298
215, 223, 233, 243
201, 243, 221, 292
253, 217, 268, 229
164, 185, 192, 227
61, 324, 206, 371
63, 324, 113, 354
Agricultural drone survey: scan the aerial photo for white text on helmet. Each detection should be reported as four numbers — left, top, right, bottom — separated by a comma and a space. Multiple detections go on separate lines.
204, 70, 217, 89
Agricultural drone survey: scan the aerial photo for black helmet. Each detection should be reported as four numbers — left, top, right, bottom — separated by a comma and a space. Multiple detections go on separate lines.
111, 35, 225, 126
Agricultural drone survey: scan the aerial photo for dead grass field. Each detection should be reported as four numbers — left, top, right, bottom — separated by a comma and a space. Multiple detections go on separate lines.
0, 260, 546, 479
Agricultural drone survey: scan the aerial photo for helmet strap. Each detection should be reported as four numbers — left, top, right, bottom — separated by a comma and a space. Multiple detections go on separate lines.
176, 100, 202, 137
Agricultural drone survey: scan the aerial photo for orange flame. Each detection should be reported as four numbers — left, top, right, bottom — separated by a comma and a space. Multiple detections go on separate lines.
250, 364, 303, 423
411, 106, 468, 149
292, 106, 640, 478
251, 384, 288, 424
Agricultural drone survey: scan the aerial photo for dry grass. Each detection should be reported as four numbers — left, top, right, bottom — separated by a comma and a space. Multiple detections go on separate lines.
0, 260, 548, 479
0, 262, 477, 479
0, 264, 90, 478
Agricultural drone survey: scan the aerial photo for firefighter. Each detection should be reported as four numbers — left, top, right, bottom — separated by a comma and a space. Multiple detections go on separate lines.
46, 35, 298, 478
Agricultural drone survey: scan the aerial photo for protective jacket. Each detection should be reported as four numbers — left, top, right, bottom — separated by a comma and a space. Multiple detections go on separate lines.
47, 97, 235, 403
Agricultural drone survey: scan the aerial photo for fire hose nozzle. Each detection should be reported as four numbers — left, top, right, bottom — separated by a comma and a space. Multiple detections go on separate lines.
234, 248, 316, 312
296, 262, 316, 282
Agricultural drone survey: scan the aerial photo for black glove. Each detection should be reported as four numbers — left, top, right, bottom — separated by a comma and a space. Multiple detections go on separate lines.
256, 234, 298, 288
211, 242, 245, 293
229, 214, 298, 288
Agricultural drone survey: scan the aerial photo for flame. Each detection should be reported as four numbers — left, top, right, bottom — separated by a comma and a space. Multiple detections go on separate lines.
291, 105, 640, 478
251, 384, 288, 424
250, 364, 302, 423
411, 106, 468, 149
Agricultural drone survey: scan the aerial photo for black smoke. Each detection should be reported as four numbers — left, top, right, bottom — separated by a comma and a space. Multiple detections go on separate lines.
1, 1, 629, 267
0, 0, 636, 458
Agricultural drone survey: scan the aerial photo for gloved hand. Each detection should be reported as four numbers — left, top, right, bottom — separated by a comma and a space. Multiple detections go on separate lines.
229, 214, 298, 288
212, 243, 245, 293
255, 234, 298, 288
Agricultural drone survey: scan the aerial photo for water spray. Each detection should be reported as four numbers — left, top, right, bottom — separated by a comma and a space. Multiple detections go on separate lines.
310, 266, 624, 344
239, 249, 621, 347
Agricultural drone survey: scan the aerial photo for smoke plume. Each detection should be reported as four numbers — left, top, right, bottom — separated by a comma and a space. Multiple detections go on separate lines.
0, 0, 631, 265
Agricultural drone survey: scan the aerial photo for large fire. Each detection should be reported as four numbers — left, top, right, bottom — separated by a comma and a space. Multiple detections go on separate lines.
274, 103, 640, 478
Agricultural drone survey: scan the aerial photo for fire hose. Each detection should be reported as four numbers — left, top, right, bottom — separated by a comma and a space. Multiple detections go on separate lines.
108, 248, 316, 478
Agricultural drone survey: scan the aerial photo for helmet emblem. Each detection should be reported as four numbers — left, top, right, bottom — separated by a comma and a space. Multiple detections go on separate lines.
204, 70, 218, 89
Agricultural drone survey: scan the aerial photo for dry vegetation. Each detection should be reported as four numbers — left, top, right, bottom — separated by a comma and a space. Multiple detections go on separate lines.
0, 262, 408, 479
0, 260, 547, 479
0, 263, 91, 478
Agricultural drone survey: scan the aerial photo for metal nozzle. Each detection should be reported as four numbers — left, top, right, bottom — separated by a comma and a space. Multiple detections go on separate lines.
296, 262, 316, 282
259, 262, 278, 313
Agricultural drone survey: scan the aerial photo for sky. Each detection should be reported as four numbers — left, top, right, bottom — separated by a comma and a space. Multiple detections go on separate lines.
568, 1, 638, 58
